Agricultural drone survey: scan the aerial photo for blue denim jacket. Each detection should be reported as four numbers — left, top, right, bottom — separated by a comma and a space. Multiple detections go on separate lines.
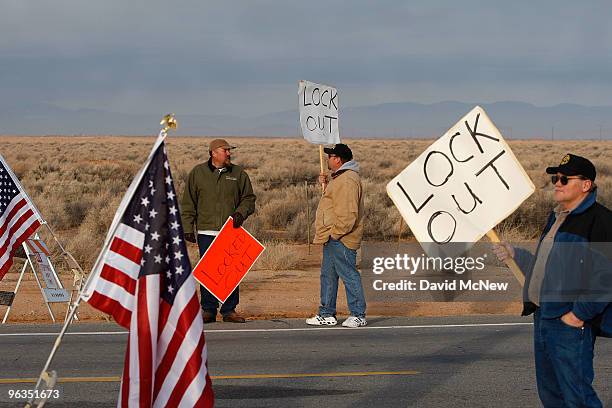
515, 190, 612, 337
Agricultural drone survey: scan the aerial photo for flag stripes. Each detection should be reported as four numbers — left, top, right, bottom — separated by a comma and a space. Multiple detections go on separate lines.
82, 138, 213, 407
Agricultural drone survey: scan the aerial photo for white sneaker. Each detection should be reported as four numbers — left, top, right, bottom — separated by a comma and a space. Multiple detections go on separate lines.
342, 316, 367, 328
305, 315, 337, 326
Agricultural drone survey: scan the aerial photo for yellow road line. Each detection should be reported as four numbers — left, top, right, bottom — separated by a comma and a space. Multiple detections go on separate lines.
214, 371, 419, 380
0, 370, 419, 384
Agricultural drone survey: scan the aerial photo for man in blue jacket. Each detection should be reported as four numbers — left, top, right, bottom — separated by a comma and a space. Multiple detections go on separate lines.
494, 153, 612, 408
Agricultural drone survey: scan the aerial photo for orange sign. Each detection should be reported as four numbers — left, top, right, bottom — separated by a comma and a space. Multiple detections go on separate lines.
192, 217, 265, 303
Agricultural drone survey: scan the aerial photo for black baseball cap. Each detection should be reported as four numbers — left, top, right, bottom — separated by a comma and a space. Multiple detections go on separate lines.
323, 143, 353, 161
546, 153, 596, 182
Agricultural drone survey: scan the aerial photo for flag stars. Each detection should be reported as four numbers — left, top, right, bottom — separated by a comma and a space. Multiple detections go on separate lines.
141, 197, 150, 207
175, 265, 184, 275
150, 187, 156, 196
166, 270, 172, 278
144, 244, 153, 254
174, 251, 183, 260
164, 160, 169, 170
172, 236, 181, 245
165, 175, 172, 185
165, 255, 170, 264
168, 285, 174, 294
149, 209, 158, 219
170, 221, 180, 230
167, 191, 175, 201
154, 254, 162, 264
169, 206, 177, 216
151, 231, 160, 241
134, 214, 143, 224
145, 223, 150, 231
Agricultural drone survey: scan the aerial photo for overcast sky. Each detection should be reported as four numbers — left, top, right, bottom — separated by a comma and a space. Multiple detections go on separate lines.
3, 1, 612, 117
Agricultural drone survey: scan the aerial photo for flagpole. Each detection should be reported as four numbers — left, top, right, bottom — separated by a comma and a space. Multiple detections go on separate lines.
25, 114, 177, 408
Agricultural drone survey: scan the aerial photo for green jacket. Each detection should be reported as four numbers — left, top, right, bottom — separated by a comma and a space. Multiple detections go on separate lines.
181, 159, 256, 233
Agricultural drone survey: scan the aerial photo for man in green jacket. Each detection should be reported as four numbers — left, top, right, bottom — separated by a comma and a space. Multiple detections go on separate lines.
181, 139, 256, 323
306, 143, 367, 328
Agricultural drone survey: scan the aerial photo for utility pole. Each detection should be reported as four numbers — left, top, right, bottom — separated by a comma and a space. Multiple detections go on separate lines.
551, 126, 554, 141
600, 124, 603, 141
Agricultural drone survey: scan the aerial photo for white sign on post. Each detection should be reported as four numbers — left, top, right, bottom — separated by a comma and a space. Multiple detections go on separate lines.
26, 239, 57, 289
386, 106, 534, 254
298, 80, 340, 145
25, 238, 70, 303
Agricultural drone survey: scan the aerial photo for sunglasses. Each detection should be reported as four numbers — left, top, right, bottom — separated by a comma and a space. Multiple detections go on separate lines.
551, 175, 585, 185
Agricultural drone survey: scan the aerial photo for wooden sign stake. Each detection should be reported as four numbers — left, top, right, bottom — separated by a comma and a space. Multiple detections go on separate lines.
486, 229, 525, 287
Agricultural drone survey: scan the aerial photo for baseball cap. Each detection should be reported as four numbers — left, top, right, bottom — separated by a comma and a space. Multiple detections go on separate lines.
546, 153, 596, 182
209, 139, 236, 152
323, 143, 353, 161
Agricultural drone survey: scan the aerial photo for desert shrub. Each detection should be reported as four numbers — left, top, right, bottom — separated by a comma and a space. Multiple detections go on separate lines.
0, 136, 610, 272
254, 241, 299, 270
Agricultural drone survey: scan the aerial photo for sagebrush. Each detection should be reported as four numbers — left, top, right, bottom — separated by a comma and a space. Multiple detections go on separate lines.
2, 136, 610, 272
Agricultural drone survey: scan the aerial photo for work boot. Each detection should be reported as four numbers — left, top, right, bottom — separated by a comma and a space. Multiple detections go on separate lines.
222, 311, 246, 323
201, 310, 216, 323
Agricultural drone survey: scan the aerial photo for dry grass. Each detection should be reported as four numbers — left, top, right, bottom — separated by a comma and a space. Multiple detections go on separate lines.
1, 136, 611, 272
253, 241, 300, 271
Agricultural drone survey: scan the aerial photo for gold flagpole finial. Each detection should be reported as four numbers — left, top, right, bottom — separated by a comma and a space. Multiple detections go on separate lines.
160, 113, 178, 133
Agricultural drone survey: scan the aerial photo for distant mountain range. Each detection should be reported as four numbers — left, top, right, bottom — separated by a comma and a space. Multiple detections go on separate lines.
1, 101, 611, 139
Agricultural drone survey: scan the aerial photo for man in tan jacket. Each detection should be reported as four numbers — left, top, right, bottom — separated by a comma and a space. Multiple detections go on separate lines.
306, 143, 367, 328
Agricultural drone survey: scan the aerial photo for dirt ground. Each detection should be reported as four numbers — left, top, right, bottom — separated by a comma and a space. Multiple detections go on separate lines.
0, 244, 522, 324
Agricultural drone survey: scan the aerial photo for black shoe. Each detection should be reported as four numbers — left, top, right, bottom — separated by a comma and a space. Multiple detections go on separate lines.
202, 310, 216, 323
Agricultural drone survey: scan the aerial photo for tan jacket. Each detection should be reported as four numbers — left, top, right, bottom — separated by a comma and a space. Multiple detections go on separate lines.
313, 162, 364, 250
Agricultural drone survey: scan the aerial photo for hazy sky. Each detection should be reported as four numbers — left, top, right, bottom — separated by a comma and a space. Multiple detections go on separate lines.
3, 1, 612, 117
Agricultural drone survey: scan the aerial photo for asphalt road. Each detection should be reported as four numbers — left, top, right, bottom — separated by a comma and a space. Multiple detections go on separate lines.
0, 315, 610, 407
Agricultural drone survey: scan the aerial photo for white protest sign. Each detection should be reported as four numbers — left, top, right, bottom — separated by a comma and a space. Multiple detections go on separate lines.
298, 80, 340, 145
386, 106, 534, 253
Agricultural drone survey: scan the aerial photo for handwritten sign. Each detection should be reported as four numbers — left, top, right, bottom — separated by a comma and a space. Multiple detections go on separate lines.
192, 217, 265, 303
298, 80, 340, 145
386, 106, 534, 253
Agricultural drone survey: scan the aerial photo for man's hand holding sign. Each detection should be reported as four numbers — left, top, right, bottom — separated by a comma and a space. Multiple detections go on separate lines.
386, 106, 535, 285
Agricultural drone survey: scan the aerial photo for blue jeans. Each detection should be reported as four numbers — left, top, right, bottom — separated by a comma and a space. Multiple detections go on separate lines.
533, 309, 601, 407
198, 234, 239, 315
318, 238, 366, 318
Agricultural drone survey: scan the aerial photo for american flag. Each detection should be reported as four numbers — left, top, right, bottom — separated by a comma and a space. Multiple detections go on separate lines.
81, 137, 214, 407
0, 154, 43, 281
